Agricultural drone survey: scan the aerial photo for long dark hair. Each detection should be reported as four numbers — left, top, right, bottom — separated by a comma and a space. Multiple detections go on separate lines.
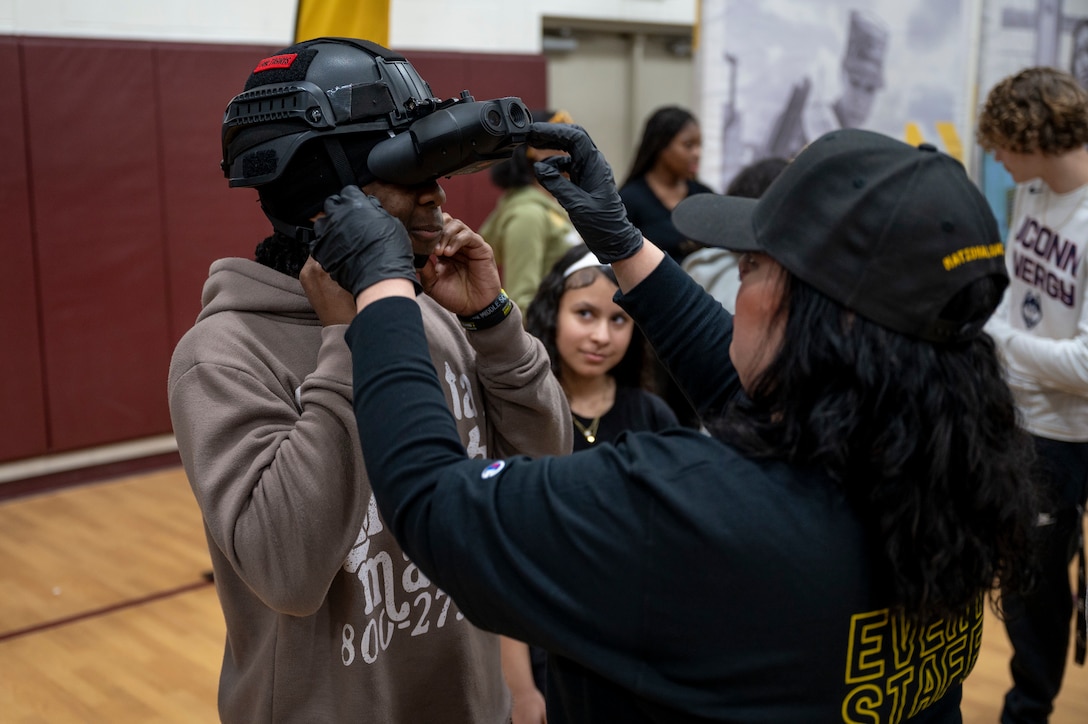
525, 244, 650, 390
711, 271, 1039, 624
622, 106, 698, 186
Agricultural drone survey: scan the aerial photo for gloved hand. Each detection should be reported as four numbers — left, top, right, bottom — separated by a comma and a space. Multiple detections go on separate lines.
310, 185, 420, 297
527, 122, 644, 263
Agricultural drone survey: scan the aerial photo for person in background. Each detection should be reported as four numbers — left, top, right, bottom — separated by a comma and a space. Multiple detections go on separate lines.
312, 121, 1041, 721
167, 37, 570, 723
682, 156, 789, 312
479, 110, 581, 313
501, 243, 678, 722
619, 105, 716, 427
527, 244, 677, 452
619, 105, 715, 262
977, 65, 1088, 724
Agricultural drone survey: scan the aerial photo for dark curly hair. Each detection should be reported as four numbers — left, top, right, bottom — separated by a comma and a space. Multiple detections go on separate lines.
525, 244, 652, 390
254, 231, 310, 278
726, 157, 789, 198
977, 66, 1088, 154
710, 271, 1040, 625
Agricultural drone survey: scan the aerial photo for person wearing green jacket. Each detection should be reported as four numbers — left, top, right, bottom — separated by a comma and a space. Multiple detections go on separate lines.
480, 111, 581, 313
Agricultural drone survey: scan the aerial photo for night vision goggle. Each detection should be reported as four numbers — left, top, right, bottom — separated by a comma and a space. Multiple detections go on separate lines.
222, 78, 532, 187
368, 91, 531, 184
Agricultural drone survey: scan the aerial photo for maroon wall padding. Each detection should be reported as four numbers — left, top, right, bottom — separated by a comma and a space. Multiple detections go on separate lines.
0, 37, 546, 467
0, 38, 48, 461
156, 43, 276, 343
22, 38, 174, 452
158, 45, 544, 337
400, 50, 547, 230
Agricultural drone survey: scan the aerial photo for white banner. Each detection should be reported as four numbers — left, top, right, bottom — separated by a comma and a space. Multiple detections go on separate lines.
697, 0, 980, 192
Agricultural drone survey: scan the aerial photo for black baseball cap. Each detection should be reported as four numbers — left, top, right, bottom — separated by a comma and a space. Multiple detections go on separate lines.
672, 129, 1008, 343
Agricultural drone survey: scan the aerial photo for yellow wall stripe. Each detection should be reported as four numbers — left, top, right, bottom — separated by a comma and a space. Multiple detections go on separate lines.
295, 0, 390, 46
903, 121, 964, 163
936, 121, 964, 163
904, 122, 925, 149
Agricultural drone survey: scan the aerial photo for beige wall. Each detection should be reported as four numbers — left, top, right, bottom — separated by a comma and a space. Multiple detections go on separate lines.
545, 25, 696, 185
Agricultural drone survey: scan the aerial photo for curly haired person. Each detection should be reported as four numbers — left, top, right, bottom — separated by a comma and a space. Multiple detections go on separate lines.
978, 66, 1088, 724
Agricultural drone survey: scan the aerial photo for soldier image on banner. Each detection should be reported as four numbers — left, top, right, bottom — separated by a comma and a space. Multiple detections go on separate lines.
763, 10, 890, 160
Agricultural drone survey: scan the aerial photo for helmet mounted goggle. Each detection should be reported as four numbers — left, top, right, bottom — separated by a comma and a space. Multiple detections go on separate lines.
221, 49, 531, 189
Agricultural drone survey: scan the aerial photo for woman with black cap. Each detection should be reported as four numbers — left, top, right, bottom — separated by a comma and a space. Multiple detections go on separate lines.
312, 124, 1041, 722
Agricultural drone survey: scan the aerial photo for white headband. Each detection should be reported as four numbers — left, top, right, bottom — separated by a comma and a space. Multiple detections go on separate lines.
562, 252, 610, 278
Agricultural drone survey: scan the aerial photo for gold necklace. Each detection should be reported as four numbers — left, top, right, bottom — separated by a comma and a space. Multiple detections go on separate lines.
572, 414, 601, 444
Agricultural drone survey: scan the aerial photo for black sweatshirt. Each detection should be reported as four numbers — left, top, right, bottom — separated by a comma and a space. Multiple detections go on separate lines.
347, 257, 972, 723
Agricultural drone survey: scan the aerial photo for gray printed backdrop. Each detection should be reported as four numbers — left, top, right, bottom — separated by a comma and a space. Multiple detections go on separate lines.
697, 0, 978, 193
697, 0, 1088, 239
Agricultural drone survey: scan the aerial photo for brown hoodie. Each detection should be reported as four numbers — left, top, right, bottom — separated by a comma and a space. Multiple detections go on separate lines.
168, 257, 570, 723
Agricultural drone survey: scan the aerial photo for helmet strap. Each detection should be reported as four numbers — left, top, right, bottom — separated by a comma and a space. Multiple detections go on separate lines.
323, 137, 359, 189
262, 205, 315, 247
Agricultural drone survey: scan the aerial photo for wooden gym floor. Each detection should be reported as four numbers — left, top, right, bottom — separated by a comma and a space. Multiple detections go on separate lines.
1, 466, 1086, 722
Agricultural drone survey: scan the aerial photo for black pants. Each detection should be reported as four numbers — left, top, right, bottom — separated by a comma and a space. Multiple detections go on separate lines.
1002, 435, 1088, 724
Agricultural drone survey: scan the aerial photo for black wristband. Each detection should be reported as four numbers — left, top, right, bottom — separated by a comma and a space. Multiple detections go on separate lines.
457, 290, 512, 331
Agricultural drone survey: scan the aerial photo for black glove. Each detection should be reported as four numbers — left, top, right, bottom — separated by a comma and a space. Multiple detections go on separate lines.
310, 185, 420, 297
527, 122, 644, 263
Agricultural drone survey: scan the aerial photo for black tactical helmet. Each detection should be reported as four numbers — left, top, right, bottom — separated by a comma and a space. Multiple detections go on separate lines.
222, 37, 439, 189
222, 37, 530, 243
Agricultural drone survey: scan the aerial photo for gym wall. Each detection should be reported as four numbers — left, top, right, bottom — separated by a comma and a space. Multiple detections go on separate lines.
0, 35, 544, 465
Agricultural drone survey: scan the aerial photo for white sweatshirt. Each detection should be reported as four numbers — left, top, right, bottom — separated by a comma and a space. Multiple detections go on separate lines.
986, 180, 1088, 442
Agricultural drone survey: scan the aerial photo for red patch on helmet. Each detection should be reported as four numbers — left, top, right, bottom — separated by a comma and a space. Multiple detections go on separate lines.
254, 53, 298, 72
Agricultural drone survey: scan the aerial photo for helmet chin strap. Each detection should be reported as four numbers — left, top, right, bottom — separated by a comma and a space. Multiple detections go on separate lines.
261, 134, 432, 269
258, 138, 366, 250
262, 204, 428, 269
318, 138, 433, 270
262, 206, 316, 247
324, 137, 358, 189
